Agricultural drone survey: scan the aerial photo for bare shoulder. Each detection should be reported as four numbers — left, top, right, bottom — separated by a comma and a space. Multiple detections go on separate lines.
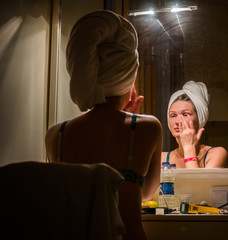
206, 146, 228, 168
137, 114, 162, 138
210, 146, 228, 156
45, 123, 63, 161
137, 113, 160, 122
136, 114, 162, 131
46, 123, 62, 141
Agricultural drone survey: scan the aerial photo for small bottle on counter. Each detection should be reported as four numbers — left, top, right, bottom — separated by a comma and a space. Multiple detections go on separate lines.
158, 162, 177, 209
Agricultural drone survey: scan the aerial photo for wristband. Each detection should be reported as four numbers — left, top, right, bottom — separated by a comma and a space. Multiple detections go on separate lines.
184, 157, 198, 163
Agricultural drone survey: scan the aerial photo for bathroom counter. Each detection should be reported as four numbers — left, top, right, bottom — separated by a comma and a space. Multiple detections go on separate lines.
142, 213, 228, 221
142, 214, 228, 240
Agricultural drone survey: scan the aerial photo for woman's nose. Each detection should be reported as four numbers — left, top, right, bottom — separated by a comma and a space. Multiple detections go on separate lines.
175, 115, 181, 124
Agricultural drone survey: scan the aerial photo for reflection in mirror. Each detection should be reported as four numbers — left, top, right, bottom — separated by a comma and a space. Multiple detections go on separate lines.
162, 81, 228, 168
123, 0, 228, 167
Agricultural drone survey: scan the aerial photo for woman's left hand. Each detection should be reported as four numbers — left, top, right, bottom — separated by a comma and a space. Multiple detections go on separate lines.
124, 86, 144, 114
177, 115, 205, 168
178, 115, 204, 154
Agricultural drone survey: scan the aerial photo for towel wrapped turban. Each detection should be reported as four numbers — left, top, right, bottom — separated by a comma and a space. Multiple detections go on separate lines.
167, 81, 210, 129
66, 10, 139, 111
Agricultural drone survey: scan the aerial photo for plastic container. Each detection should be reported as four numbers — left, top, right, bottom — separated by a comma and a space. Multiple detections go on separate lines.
158, 162, 177, 208
176, 194, 192, 205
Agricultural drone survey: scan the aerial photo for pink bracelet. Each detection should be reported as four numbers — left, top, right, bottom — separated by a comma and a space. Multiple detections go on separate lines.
184, 157, 198, 163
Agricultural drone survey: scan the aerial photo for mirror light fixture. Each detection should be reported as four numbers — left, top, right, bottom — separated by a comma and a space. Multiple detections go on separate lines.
128, 5, 197, 16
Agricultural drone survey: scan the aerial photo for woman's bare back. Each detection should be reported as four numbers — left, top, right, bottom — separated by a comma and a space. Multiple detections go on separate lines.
46, 107, 162, 239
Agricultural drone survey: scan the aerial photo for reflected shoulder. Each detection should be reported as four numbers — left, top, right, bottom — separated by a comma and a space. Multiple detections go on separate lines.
206, 146, 228, 168
210, 146, 227, 155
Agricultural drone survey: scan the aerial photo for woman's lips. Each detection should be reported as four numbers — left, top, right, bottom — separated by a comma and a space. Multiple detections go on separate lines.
174, 128, 179, 132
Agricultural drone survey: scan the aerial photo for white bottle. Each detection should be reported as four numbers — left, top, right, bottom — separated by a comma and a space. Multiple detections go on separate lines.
158, 162, 177, 209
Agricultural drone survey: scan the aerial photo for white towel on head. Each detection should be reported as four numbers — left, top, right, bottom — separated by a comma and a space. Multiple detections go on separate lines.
66, 10, 139, 111
167, 81, 209, 129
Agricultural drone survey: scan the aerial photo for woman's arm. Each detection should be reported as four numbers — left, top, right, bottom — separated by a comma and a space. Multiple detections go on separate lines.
178, 116, 228, 168
142, 119, 163, 201
45, 124, 61, 162
178, 115, 204, 168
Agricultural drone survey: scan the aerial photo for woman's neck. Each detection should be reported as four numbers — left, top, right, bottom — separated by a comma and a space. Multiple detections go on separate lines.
94, 94, 130, 111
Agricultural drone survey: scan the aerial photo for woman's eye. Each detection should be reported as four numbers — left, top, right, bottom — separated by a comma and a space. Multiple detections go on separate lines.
183, 113, 189, 117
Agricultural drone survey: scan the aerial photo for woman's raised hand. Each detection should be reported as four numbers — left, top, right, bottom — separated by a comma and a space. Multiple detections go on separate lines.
124, 86, 144, 114
178, 115, 204, 156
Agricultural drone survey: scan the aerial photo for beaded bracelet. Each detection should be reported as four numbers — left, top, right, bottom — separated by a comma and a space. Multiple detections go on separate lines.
184, 157, 198, 163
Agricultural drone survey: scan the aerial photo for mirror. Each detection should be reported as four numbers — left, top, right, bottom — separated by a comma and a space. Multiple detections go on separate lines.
117, 0, 228, 161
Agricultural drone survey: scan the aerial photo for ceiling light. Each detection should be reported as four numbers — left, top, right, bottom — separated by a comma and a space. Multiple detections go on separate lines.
128, 6, 197, 16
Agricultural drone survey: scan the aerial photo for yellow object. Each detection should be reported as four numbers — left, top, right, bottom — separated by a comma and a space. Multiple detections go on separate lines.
142, 201, 159, 208
180, 202, 220, 215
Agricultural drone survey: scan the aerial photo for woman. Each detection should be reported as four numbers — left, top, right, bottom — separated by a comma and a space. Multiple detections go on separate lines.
45, 10, 162, 240
161, 81, 227, 168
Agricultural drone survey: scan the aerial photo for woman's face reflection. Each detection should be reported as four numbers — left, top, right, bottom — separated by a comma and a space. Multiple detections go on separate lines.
168, 100, 199, 138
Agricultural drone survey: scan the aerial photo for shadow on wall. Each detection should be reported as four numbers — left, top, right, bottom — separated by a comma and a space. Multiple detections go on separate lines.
0, 0, 51, 27
0, 0, 52, 165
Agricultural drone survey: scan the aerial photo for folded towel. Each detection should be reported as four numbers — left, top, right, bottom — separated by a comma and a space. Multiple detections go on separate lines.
0, 161, 125, 240
66, 10, 139, 111
167, 81, 209, 128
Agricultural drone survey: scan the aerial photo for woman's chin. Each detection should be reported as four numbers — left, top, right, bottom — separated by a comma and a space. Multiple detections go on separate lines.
171, 132, 180, 138
174, 134, 181, 141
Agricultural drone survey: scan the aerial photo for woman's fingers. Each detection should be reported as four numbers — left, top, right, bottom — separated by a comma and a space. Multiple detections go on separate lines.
179, 119, 183, 132
131, 86, 136, 101
188, 117, 195, 129
124, 86, 144, 113
179, 115, 188, 132
197, 128, 205, 141
134, 96, 144, 113
180, 115, 195, 131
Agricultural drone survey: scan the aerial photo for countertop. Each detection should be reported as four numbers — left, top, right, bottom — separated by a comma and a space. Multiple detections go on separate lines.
142, 213, 228, 221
